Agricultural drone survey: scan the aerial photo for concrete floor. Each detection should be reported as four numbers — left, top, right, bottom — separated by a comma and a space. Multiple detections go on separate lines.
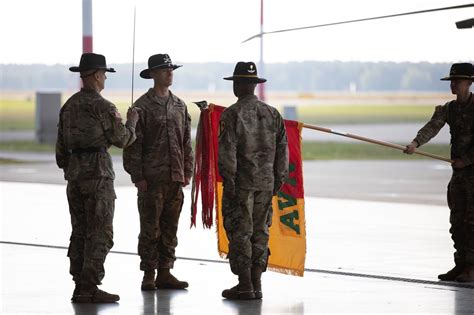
1, 181, 474, 314
2, 244, 474, 315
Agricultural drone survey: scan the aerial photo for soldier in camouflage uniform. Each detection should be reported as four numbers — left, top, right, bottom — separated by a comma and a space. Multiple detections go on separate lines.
56, 53, 140, 303
218, 62, 289, 299
404, 62, 474, 283
123, 54, 193, 291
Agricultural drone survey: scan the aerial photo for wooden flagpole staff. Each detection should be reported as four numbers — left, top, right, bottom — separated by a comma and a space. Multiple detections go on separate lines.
302, 123, 453, 163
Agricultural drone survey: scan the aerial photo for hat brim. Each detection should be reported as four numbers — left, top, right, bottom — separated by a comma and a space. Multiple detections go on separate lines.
140, 64, 182, 79
223, 76, 266, 84
69, 66, 115, 73
440, 75, 474, 81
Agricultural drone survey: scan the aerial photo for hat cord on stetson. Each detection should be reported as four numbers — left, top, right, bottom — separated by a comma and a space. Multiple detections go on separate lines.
80, 70, 99, 79
233, 74, 259, 78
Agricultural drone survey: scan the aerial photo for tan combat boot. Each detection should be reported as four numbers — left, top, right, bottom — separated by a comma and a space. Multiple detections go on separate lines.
155, 268, 189, 289
438, 264, 465, 281
455, 265, 474, 283
141, 270, 156, 291
73, 284, 120, 303
251, 267, 263, 299
222, 269, 256, 300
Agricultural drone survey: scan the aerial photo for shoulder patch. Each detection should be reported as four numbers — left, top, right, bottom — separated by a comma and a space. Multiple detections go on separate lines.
109, 109, 122, 123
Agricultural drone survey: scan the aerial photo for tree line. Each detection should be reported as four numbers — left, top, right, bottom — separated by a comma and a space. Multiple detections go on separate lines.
1, 61, 452, 92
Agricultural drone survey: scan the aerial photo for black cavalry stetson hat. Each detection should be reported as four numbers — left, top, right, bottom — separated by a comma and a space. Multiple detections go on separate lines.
223, 61, 266, 84
440, 63, 474, 81
69, 53, 115, 73
140, 54, 182, 79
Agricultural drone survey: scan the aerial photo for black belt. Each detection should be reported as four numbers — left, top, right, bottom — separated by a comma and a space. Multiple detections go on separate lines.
71, 147, 107, 154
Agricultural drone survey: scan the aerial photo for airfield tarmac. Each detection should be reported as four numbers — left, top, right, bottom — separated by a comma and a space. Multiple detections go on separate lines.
0, 122, 451, 143
0, 152, 452, 205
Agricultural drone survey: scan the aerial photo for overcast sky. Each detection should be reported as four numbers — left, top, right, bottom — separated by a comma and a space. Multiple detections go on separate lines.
0, 0, 473, 65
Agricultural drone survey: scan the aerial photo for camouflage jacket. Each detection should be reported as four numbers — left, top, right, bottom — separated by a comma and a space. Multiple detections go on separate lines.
123, 89, 193, 184
218, 94, 289, 191
414, 93, 474, 167
56, 89, 137, 181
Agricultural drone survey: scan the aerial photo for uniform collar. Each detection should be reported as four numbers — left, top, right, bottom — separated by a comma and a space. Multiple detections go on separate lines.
80, 88, 101, 95
237, 94, 258, 102
146, 88, 176, 105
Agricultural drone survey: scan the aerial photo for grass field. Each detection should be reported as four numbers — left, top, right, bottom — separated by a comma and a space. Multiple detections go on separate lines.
0, 158, 27, 164
296, 104, 436, 124
302, 141, 450, 160
0, 140, 450, 162
0, 91, 450, 161
0, 99, 37, 130
1, 97, 439, 130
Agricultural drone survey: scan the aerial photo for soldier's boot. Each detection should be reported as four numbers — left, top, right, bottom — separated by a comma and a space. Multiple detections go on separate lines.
222, 269, 255, 300
155, 268, 189, 289
141, 270, 156, 291
438, 264, 465, 281
251, 267, 263, 299
71, 282, 81, 302
455, 265, 474, 283
73, 284, 120, 303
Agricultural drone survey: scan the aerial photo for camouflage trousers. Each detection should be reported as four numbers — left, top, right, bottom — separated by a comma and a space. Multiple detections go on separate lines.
137, 181, 184, 271
447, 170, 474, 265
222, 187, 273, 275
66, 178, 116, 286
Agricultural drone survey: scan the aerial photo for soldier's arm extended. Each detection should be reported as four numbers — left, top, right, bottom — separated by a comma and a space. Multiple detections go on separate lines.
218, 112, 238, 189
183, 107, 194, 181
55, 109, 69, 170
412, 104, 447, 147
273, 113, 289, 194
123, 107, 145, 183
102, 103, 138, 149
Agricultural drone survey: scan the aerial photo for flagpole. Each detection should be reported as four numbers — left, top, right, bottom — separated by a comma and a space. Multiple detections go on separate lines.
130, 6, 136, 107
302, 123, 453, 163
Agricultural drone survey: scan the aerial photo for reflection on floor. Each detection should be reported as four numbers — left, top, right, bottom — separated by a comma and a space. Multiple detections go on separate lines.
1, 181, 473, 314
